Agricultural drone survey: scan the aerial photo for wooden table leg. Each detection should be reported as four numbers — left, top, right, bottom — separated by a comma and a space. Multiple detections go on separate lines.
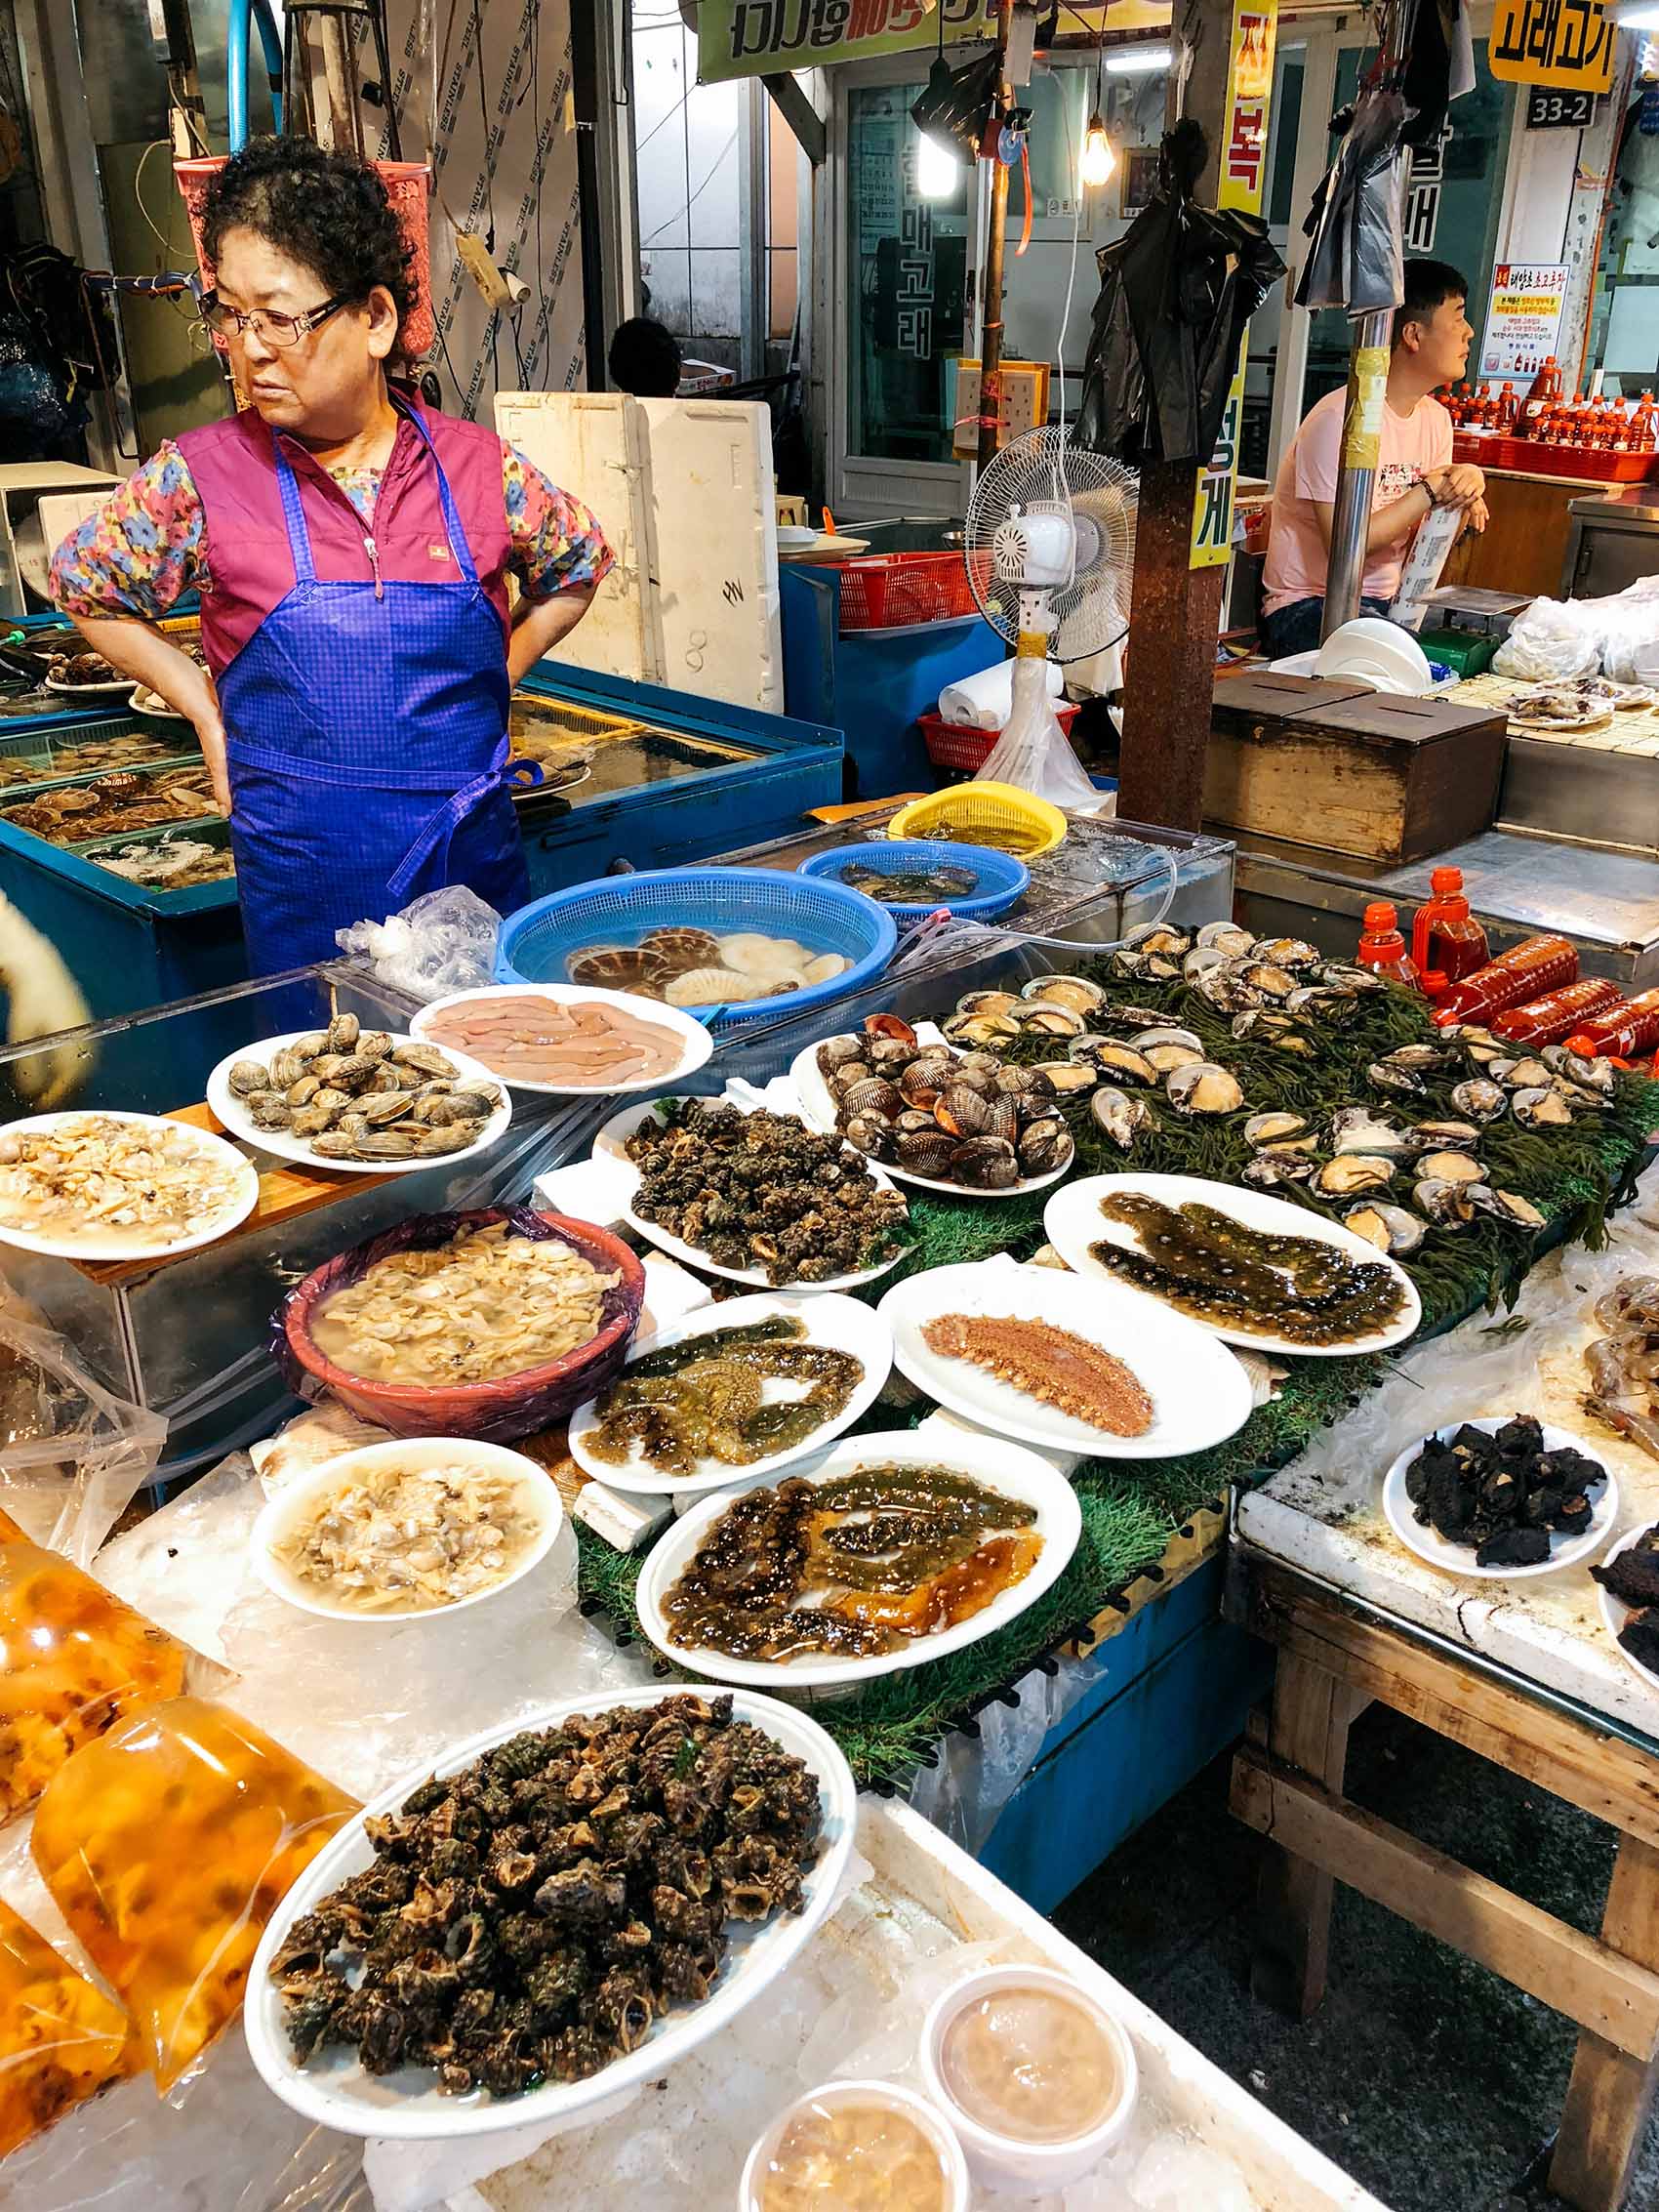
1250, 1651, 1362, 2018
1550, 1835, 1659, 2212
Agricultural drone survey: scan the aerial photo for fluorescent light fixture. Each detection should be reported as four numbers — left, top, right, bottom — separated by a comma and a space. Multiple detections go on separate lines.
1615, 2, 1659, 21
1104, 41, 1173, 72
916, 128, 962, 199
1080, 112, 1116, 186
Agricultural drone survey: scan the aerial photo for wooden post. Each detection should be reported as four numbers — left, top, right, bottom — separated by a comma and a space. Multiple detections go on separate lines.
1246, 1656, 1362, 2017
1550, 1834, 1659, 2212
1114, 0, 1238, 831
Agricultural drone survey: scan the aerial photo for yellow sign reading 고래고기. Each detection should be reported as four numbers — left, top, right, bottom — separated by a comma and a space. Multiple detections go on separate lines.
1489, 0, 1614, 92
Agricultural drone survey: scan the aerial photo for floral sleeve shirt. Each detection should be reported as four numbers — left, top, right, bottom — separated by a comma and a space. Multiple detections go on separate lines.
48, 437, 613, 621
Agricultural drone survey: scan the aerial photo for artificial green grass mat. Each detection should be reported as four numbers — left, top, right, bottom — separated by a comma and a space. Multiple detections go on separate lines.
575, 965, 1659, 1788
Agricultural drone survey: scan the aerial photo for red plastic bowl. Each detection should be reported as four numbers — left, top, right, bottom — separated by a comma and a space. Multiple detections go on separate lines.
278, 1207, 646, 1442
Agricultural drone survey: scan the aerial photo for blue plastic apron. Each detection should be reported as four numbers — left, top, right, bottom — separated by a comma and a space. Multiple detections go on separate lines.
217, 413, 536, 976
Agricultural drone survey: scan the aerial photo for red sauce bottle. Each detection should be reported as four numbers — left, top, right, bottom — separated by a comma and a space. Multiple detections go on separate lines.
1566, 988, 1659, 1060
1411, 867, 1489, 999
1432, 934, 1579, 1026
1356, 901, 1420, 989
1521, 354, 1562, 433
1491, 977, 1624, 1045
1496, 382, 1517, 432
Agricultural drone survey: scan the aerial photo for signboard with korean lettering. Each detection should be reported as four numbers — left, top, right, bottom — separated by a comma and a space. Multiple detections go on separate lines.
1490, 0, 1614, 93
1191, 0, 1276, 568
1477, 262, 1569, 379
698, 0, 994, 83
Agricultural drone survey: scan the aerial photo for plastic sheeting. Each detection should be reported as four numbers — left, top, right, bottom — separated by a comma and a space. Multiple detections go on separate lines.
1074, 121, 1284, 469
1491, 581, 1659, 683
1295, 86, 1410, 315
336, 884, 502, 1004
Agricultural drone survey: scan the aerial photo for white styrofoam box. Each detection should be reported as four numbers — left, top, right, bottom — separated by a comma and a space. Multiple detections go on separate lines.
495, 392, 655, 686
636, 395, 783, 713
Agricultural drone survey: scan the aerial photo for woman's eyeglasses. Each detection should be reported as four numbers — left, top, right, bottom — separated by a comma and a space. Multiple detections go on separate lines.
200, 290, 354, 349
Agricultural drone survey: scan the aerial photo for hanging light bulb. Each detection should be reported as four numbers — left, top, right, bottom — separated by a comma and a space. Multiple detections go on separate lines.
1080, 111, 1115, 187
916, 128, 961, 200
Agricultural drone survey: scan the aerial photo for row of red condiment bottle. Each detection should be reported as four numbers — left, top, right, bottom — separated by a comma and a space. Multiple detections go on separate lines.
1354, 878, 1659, 1058
1442, 360, 1659, 452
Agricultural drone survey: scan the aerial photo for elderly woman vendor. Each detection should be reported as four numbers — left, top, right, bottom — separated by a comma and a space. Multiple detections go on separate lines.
49, 136, 611, 974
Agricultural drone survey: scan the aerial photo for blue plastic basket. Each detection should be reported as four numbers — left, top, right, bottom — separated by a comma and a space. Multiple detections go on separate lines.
797, 839, 1029, 921
495, 866, 897, 1026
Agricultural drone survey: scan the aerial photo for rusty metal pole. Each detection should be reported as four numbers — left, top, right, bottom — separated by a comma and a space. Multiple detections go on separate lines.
1114, 0, 1236, 832
977, 0, 1016, 471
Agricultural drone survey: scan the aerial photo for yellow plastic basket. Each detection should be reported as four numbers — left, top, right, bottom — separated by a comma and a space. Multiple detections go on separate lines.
886, 781, 1068, 859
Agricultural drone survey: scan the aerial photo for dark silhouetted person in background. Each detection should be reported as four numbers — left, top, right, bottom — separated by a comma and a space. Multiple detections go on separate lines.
607, 316, 681, 398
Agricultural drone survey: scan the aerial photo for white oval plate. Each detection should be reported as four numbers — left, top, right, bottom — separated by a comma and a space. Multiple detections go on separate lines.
411, 982, 712, 1097
1382, 1418, 1620, 1581
635, 1427, 1082, 1691
207, 1031, 512, 1176
1596, 1523, 1659, 1692
568, 1291, 893, 1495
0, 1108, 258, 1260
876, 1261, 1253, 1459
1044, 1170, 1422, 1358
250, 1436, 565, 1621
245, 1687, 855, 2139
789, 1027, 1072, 1201
596, 1095, 909, 1293
45, 672, 137, 699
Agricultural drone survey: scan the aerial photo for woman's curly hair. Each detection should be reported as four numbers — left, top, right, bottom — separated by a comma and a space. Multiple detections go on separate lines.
201, 136, 414, 330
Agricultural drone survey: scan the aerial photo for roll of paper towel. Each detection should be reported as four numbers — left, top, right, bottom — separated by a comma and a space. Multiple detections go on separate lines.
937, 659, 1064, 730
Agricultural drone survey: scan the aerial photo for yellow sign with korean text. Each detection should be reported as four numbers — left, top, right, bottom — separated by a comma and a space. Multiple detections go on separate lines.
1191, 0, 1278, 568
698, 0, 995, 84
1489, 0, 1614, 92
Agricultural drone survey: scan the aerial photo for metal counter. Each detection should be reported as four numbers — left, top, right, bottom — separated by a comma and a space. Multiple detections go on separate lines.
1232, 824, 1659, 986
1562, 481, 1659, 598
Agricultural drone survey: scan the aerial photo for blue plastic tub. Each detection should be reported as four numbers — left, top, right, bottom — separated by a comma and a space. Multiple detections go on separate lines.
796, 839, 1028, 921
495, 865, 897, 1025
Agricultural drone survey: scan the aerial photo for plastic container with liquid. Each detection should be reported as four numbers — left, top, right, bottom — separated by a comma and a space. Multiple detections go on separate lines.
1566, 987, 1659, 1060
1495, 383, 1518, 432
1521, 355, 1562, 431
1356, 902, 1420, 990
1490, 976, 1624, 1045
1410, 868, 1488, 998
1431, 934, 1579, 1027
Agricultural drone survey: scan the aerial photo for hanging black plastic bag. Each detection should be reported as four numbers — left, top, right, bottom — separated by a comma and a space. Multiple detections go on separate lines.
1296, 83, 1410, 313
1074, 121, 1284, 468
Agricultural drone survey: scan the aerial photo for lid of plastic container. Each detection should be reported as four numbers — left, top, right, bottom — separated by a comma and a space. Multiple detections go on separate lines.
1363, 901, 1399, 932
1430, 866, 1464, 896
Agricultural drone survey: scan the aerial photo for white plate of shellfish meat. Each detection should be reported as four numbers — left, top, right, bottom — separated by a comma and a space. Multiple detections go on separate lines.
789, 1024, 1073, 1199
633, 1427, 1083, 1692
876, 1261, 1254, 1458
593, 1094, 910, 1293
1383, 1420, 1620, 1581
1044, 1171, 1422, 1359
1594, 1524, 1659, 1692
207, 1029, 513, 1175
567, 1291, 894, 1495
245, 1686, 857, 2139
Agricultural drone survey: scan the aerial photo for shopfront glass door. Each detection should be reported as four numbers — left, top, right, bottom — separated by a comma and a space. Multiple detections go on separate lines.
835, 74, 979, 517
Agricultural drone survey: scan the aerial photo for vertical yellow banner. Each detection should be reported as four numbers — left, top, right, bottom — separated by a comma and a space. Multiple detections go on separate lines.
1190, 0, 1278, 568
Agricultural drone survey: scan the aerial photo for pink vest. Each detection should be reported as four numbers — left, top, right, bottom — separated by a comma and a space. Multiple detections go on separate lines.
177, 396, 512, 676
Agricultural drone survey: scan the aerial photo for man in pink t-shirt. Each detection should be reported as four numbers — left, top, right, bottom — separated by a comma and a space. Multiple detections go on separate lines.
1262, 259, 1487, 658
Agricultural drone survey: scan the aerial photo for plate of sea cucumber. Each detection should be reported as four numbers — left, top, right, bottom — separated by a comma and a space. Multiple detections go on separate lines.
875, 1258, 1255, 1458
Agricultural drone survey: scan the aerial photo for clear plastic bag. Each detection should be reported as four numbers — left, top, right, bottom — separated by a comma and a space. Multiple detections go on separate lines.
0, 1895, 142, 2155
1491, 596, 1604, 681
0, 1301, 166, 1568
979, 654, 1106, 811
31, 1696, 357, 2090
335, 882, 502, 1002
0, 1537, 215, 1821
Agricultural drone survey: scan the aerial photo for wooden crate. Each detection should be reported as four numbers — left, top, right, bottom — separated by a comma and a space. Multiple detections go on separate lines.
1204, 676, 1510, 864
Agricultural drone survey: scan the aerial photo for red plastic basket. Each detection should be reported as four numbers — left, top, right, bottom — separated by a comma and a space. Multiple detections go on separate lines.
833, 552, 983, 633
1452, 430, 1657, 482
173, 154, 437, 363
918, 702, 1079, 774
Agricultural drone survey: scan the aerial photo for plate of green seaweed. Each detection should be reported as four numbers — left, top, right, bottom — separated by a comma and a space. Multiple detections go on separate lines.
635, 1428, 1082, 1691
1044, 1171, 1421, 1358
567, 1291, 893, 1494
1383, 1416, 1618, 1579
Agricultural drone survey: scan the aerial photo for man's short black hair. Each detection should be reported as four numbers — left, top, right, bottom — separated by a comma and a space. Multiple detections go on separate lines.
607, 316, 681, 397
1394, 259, 1469, 346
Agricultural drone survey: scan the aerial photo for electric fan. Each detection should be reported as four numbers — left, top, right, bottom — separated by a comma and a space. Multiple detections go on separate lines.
963, 427, 1138, 808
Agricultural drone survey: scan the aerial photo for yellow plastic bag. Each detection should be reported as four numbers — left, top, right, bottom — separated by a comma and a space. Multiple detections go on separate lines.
0, 1897, 142, 2155
0, 1537, 192, 1820
32, 1697, 356, 2089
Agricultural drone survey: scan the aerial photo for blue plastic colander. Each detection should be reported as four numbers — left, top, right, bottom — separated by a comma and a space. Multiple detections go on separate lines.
495, 867, 898, 1026
796, 839, 1029, 921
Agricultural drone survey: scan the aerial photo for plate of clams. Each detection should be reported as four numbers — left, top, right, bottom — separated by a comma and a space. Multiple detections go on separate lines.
209, 1016, 512, 1174
789, 1015, 1074, 1197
